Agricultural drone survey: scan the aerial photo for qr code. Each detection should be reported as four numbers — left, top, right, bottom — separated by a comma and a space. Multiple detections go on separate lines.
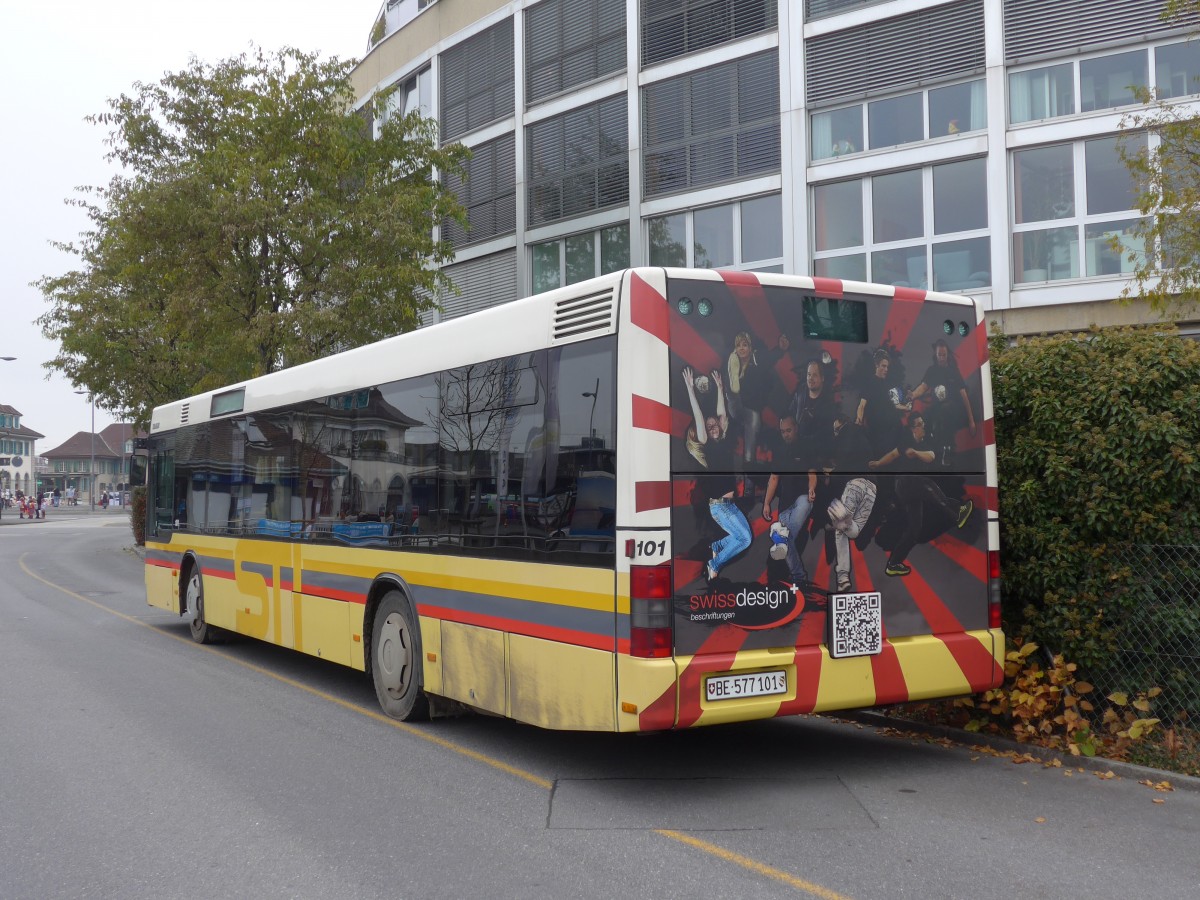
829, 591, 882, 658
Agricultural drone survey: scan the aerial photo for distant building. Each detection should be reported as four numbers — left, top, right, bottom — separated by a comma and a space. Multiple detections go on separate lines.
0, 404, 44, 496
352, 0, 1200, 336
42, 423, 147, 501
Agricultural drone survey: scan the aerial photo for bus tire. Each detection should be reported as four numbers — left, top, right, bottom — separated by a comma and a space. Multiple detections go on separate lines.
371, 590, 429, 721
185, 564, 216, 644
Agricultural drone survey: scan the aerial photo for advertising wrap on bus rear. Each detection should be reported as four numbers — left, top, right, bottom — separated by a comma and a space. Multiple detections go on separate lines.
665, 275, 991, 661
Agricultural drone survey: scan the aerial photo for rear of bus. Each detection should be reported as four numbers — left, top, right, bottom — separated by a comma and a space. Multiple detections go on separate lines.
625, 269, 1003, 730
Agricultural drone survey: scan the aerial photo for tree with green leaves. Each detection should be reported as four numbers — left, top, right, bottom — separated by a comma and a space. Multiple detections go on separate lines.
1117, 1, 1200, 316
37, 46, 468, 427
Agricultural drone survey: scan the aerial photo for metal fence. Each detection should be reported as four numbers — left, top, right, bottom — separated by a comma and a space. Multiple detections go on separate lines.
1092, 544, 1200, 724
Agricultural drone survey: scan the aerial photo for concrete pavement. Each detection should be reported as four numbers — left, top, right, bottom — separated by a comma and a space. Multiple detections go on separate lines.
0, 503, 132, 525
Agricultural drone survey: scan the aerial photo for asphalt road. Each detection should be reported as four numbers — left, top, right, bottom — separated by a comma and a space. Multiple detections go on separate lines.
3, 511, 1198, 900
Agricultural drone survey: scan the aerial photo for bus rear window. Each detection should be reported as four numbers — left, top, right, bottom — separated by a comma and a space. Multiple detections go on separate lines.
803, 296, 868, 343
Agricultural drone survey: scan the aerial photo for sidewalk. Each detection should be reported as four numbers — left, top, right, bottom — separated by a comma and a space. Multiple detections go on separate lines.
0, 504, 131, 525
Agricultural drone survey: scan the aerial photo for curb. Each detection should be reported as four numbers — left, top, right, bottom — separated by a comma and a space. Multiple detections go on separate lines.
838, 710, 1200, 793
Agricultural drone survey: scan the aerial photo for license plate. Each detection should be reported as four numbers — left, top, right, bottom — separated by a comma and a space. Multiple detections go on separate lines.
705, 670, 788, 702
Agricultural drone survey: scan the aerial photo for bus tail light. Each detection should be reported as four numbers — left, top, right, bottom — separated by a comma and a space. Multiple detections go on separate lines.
988, 550, 1002, 630
630, 563, 673, 658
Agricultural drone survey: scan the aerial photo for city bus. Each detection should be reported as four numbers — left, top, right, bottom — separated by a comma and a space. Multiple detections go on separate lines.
144, 267, 1003, 731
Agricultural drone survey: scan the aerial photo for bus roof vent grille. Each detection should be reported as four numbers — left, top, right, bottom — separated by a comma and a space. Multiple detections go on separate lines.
179, 403, 190, 425
553, 289, 615, 341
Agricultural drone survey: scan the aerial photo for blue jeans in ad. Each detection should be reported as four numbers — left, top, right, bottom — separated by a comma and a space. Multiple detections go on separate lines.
777, 494, 813, 582
709, 498, 752, 576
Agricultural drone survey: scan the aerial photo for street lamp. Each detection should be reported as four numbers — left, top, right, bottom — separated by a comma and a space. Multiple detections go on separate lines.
581, 378, 599, 467
74, 390, 95, 514
581, 378, 599, 443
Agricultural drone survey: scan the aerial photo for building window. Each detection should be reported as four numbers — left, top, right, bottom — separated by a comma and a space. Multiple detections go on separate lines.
805, 0, 984, 107
641, 0, 777, 69
812, 79, 984, 161
527, 95, 628, 227
442, 134, 516, 248
1080, 50, 1148, 113
1009, 63, 1075, 124
526, 0, 625, 104
643, 51, 780, 197
1010, 45, 1165, 124
1012, 135, 1148, 284
647, 194, 783, 271
813, 158, 991, 292
1154, 39, 1200, 99
440, 17, 515, 142
868, 93, 923, 151
805, 0, 878, 18
383, 65, 432, 124
532, 224, 630, 294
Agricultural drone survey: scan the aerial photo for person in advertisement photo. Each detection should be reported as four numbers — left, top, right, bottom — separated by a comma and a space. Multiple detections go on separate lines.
760, 414, 817, 586
681, 365, 751, 583
910, 338, 978, 466
868, 411, 974, 577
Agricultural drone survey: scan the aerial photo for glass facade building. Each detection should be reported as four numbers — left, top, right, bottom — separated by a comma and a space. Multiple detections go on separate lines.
352, 0, 1200, 335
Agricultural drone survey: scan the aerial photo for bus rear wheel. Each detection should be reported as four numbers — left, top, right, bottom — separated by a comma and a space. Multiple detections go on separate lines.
185, 566, 215, 644
371, 590, 429, 721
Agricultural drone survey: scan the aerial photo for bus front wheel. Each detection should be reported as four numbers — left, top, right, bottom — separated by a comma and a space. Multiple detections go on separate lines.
185, 566, 215, 644
371, 590, 429, 721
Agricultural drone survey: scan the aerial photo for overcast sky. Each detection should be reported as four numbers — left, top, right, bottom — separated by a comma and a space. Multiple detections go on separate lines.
0, 0, 379, 451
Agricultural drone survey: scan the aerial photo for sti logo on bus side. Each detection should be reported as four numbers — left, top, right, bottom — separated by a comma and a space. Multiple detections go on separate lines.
686, 582, 805, 630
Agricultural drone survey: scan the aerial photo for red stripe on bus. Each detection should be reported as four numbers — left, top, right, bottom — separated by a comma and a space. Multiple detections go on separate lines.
880, 293, 924, 351
794, 600, 826, 647
145, 558, 178, 570
872, 644, 909, 705
202, 567, 237, 581
898, 565, 965, 634
666, 306, 723, 375
630, 272, 670, 344
632, 394, 675, 434
718, 270, 785, 349
303, 586, 368, 605
846, 545, 908, 703
669, 406, 695, 438
419, 603, 616, 652
673, 478, 696, 509
969, 316, 989, 378
964, 483, 997, 513
892, 286, 927, 301
636, 480, 673, 512
938, 631, 1005, 692
716, 269, 762, 288
777, 645, 824, 715
677, 626, 745, 727
675, 557, 705, 588
927, 531, 987, 580
811, 277, 843, 298
639, 682, 678, 731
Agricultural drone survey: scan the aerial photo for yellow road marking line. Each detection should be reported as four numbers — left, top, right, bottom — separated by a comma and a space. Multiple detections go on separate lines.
655, 831, 855, 900
17, 554, 550, 790
20, 553, 853, 899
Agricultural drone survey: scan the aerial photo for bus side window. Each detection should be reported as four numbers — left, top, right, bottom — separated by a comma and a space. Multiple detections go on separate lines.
150, 440, 176, 533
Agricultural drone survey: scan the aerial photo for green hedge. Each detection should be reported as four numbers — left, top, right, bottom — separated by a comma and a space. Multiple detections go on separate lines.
992, 326, 1200, 710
